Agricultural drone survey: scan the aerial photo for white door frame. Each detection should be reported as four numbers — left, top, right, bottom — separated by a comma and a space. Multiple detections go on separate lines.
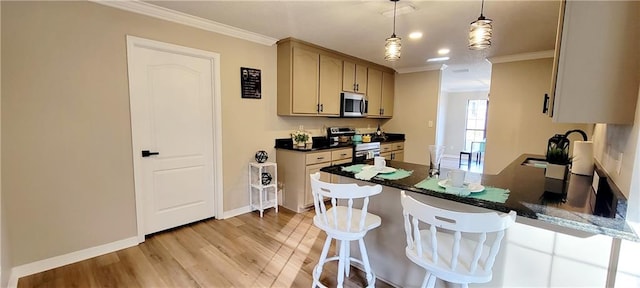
126, 35, 224, 243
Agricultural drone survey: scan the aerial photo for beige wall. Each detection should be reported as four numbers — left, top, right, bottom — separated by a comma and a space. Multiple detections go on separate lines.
484, 58, 591, 174
0, 2, 6, 286
383, 70, 441, 165
441, 91, 489, 156
1, 1, 385, 267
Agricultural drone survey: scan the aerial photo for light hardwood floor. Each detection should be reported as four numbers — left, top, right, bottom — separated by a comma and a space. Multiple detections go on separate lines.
18, 208, 394, 288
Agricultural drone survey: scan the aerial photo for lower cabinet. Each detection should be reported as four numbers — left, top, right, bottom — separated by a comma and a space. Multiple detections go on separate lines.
380, 141, 405, 161
276, 147, 352, 213
304, 162, 331, 207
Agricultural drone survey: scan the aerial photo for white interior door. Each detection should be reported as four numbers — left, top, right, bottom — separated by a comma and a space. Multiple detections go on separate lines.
127, 36, 221, 237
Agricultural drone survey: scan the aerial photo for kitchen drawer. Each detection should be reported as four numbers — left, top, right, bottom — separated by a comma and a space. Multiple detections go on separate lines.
381, 143, 394, 153
331, 148, 353, 161
381, 142, 404, 153
306, 151, 332, 165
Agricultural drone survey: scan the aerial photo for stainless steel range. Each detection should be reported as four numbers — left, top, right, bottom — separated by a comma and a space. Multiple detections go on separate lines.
327, 126, 356, 142
353, 142, 381, 163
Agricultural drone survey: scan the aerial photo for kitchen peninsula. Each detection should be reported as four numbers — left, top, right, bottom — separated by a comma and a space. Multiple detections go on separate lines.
321, 155, 638, 287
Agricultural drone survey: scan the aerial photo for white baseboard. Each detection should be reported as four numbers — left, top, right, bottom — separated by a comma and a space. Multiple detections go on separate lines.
222, 205, 251, 219
7, 236, 138, 288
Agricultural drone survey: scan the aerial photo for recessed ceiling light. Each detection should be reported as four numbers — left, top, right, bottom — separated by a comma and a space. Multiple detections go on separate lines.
438, 48, 450, 55
409, 32, 423, 39
426, 57, 450, 62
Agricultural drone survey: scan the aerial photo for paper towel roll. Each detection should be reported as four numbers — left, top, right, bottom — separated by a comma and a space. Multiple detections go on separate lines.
571, 141, 594, 176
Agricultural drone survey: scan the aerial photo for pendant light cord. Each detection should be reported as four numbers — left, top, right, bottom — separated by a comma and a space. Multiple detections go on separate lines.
392, 0, 398, 37
480, 0, 485, 17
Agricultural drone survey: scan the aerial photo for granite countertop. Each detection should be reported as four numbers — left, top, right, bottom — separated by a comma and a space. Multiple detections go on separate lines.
321, 154, 639, 241
275, 133, 405, 152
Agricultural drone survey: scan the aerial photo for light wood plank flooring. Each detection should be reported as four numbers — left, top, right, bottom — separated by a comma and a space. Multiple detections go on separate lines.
18, 208, 394, 288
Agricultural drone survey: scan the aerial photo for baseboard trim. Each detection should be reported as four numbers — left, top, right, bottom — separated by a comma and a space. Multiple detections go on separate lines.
7, 236, 138, 288
223, 205, 252, 219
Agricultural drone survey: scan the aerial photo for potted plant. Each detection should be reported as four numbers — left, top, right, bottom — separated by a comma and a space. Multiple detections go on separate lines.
545, 146, 570, 180
291, 130, 310, 147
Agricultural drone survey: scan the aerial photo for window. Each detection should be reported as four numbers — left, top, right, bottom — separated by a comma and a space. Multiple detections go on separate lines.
465, 99, 488, 151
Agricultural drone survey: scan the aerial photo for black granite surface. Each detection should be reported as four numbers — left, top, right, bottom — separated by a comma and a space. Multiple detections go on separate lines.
275, 133, 406, 151
320, 154, 639, 241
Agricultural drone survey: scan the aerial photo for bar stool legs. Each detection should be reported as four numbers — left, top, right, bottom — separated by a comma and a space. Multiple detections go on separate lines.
312, 236, 377, 288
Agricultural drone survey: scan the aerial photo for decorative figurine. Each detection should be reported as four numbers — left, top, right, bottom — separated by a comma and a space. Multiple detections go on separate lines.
261, 172, 273, 185
255, 150, 268, 163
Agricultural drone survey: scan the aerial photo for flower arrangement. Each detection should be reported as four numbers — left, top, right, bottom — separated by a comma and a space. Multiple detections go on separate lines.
291, 130, 311, 146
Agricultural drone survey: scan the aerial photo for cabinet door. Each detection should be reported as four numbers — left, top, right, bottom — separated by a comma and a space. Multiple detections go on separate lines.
355, 65, 368, 94
367, 68, 383, 117
292, 47, 319, 114
342, 61, 356, 92
380, 152, 392, 161
550, 0, 639, 124
392, 151, 404, 162
305, 162, 332, 207
319, 54, 342, 115
381, 71, 395, 117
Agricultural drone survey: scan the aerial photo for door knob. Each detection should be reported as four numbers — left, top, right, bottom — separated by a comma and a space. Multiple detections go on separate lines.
141, 150, 160, 157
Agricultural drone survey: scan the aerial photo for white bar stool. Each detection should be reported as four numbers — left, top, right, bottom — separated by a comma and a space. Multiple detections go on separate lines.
309, 172, 382, 288
400, 191, 516, 288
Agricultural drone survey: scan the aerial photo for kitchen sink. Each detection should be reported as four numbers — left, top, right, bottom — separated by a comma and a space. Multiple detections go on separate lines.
521, 157, 548, 168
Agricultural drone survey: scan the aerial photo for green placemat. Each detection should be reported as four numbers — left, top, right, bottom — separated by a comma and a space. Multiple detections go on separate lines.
341, 164, 366, 173
342, 164, 413, 181
376, 169, 413, 180
414, 178, 510, 203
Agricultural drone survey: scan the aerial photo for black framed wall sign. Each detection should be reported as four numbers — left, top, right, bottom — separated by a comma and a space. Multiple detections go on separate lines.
241, 67, 261, 99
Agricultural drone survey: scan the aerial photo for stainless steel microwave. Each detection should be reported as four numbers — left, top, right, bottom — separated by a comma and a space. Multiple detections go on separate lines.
340, 92, 368, 117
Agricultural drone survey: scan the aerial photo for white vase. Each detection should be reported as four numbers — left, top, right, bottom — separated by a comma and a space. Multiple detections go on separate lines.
545, 163, 568, 180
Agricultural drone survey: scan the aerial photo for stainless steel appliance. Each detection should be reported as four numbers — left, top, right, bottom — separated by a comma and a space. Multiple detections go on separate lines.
340, 92, 368, 117
354, 142, 381, 163
327, 126, 356, 143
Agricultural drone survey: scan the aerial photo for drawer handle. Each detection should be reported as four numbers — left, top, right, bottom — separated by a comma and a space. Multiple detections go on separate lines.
341, 153, 347, 156
317, 157, 325, 160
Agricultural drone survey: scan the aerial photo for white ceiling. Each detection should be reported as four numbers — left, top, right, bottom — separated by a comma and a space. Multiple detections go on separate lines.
144, 0, 560, 91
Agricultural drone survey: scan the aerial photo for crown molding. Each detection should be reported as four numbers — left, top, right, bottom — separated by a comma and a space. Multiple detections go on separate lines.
396, 64, 446, 74
90, 0, 278, 46
488, 50, 555, 64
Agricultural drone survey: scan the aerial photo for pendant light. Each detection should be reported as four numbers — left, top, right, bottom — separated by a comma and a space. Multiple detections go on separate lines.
385, 0, 401, 61
468, 0, 493, 50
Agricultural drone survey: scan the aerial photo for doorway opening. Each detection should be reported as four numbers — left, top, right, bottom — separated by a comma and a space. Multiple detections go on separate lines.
436, 61, 491, 174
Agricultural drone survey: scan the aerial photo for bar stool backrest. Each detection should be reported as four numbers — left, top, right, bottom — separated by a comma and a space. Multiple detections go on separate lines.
400, 191, 516, 285
310, 172, 382, 236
